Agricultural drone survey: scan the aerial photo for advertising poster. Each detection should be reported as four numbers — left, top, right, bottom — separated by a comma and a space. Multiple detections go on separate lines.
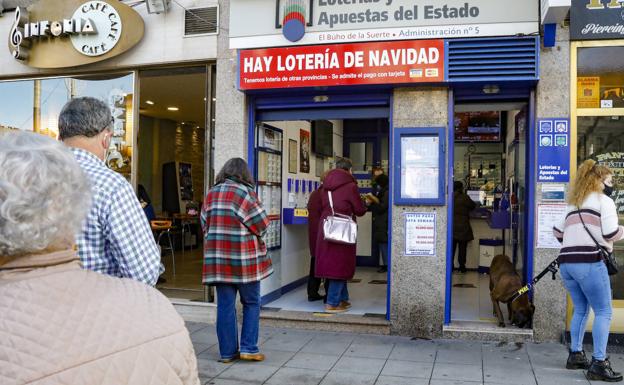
596, 152, 624, 215
404, 212, 436, 256
288, 139, 298, 174
577, 76, 600, 108
537, 203, 568, 249
300, 129, 310, 173
537, 118, 570, 183
239, 39, 444, 90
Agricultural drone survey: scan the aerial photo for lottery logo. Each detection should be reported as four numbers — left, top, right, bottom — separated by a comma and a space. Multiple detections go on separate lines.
281, 0, 308, 42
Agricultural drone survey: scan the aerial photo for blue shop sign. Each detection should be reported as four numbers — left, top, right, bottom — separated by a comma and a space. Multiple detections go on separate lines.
537, 118, 570, 183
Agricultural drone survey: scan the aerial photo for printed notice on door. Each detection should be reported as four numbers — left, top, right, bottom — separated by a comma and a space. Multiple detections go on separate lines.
537, 203, 568, 249
404, 212, 436, 256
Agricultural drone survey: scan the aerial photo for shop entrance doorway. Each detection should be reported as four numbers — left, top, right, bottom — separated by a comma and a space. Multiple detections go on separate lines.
446, 95, 535, 334
249, 92, 392, 318
137, 66, 215, 301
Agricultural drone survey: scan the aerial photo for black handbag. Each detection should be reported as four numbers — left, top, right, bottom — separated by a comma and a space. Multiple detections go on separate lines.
578, 210, 619, 276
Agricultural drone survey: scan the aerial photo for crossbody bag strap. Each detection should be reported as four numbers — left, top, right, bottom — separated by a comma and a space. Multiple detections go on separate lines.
577, 208, 605, 251
328, 190, 336, 216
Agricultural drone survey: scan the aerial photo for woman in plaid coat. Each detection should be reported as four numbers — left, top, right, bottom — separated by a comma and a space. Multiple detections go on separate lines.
201, 158, 272, 363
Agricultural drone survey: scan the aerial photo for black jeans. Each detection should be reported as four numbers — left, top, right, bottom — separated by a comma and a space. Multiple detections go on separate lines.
308, 257, 328, 298
453, 240, 468, 270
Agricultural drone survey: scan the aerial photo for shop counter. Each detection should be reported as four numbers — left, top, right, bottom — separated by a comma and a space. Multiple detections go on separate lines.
283, 208, 308, 225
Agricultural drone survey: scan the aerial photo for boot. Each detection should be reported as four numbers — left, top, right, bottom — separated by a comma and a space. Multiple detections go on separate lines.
566, 350, 590, 370
586, 357, 623, 382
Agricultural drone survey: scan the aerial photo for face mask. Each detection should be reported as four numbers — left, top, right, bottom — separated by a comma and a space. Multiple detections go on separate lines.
604, 183, 614, 197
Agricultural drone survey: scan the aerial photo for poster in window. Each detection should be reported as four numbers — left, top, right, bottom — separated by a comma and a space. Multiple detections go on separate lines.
596, 152, 624, 216
300, 129, 310, 173
288, 139, 298, 174
400, 136, 439, 199
577, 76, 600, 108
178, 162, 193, 201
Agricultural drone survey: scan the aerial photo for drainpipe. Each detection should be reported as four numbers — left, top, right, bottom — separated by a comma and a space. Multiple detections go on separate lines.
33, 79, 40, 133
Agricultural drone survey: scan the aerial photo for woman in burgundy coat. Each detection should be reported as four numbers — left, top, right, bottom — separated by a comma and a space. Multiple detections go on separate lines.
315, 158, 367, 312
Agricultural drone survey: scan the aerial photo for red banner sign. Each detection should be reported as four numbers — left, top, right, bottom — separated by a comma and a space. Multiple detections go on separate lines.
239, 40, 444, 90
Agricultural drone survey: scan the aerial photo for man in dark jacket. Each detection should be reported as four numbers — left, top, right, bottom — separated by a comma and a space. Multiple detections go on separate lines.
453, 181, 476, 273
306, 171, 329, 301
316, 158, 367, 313
366, 174, 389, 273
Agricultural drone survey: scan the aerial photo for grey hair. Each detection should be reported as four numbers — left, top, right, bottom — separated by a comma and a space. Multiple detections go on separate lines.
58, 97, 112, 140
335, 157, 353, 171
0, 131, 91, 256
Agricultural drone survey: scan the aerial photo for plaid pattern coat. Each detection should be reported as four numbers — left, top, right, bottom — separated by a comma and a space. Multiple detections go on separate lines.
201, 178, 273, 284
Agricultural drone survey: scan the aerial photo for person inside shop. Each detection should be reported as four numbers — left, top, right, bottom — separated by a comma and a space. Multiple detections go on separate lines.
453, 180, 476, 273
553, 159, 624, 382
201, 158, 272, 363
0, 131, 200, 384
316, 157, 368, 313
366, 174, 390, 273
307, 170, 330, 302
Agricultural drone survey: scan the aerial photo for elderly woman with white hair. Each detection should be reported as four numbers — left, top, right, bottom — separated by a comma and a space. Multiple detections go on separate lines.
0, 131, 200, 385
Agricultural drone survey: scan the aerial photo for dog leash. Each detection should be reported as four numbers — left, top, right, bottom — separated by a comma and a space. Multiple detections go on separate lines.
509, 259, 559, 303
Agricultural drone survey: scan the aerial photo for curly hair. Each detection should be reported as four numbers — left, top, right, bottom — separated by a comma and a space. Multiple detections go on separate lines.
568, 159, 613, 207
0, 131, 91, 256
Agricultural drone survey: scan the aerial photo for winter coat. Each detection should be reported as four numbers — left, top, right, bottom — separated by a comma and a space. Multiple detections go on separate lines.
307, 187, 322, 258
315, 169, 367, 280
370, 186, 389, 243
201, 177, 273, 284
0, 249, 200, 385
453, 191, 476, 241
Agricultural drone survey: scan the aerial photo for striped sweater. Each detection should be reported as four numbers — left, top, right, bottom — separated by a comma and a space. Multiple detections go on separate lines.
553, 192, 624, 263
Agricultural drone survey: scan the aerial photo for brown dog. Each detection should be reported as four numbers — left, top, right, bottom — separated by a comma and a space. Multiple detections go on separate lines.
489, 255, 534, 328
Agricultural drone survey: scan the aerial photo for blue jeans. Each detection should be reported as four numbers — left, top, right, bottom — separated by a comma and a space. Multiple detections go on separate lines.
560, 262, 612, 360
327, 279, 349, 307
215, 281, 261, 359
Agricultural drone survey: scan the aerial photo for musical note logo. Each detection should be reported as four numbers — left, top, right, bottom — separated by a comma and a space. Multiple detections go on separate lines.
10, 8, 28, 60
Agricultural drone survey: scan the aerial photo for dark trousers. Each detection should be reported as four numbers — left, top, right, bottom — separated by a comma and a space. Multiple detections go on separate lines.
453, 240, 468, 270
308, 257, 328, 298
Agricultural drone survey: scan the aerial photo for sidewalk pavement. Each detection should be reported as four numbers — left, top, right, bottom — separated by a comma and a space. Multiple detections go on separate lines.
187, 321, 624, 385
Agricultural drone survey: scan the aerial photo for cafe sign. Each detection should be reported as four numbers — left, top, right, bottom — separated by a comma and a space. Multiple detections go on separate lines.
7, 0, 144, 68
571, 0, 624, 40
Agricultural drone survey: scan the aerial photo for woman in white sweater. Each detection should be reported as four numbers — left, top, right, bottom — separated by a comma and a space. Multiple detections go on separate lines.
553, 159, 624, 382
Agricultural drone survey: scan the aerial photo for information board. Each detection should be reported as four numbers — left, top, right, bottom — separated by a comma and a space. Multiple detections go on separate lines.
537, 203, 568, 249
537, 118, 570, 183
404, 212, 436, 256
400, 135, 440, 199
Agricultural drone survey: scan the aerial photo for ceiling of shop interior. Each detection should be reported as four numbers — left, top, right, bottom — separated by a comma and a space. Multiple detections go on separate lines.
139, 73, 207, 127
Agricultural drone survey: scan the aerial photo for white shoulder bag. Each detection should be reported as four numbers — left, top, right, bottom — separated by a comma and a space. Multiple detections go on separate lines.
322, 190, 358, 245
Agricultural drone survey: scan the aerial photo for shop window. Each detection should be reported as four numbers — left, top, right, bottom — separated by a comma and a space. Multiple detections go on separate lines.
577, 47, 624, 109
577, 116, 624, 299
0, 73, 135, 181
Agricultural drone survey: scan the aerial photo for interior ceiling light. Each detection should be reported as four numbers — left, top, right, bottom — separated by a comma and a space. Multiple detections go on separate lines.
167, 106, 179, 111
146, 100, 154, 105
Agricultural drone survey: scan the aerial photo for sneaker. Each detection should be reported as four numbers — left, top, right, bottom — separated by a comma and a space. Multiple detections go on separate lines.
586, 357, 623, 382
218, 353, 239, 363
377, 266, 387, 273
325, 304, 348, 313
567, 350, 590, 370
340, 301, 352, 309
240, 353, 265, 362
